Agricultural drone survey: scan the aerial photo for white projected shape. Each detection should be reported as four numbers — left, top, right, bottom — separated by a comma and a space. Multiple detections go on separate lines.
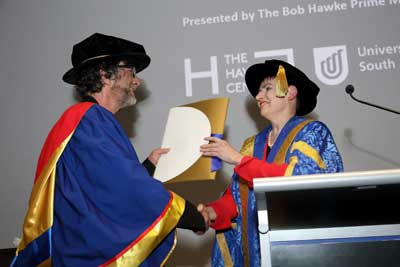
153, 107, 211, 182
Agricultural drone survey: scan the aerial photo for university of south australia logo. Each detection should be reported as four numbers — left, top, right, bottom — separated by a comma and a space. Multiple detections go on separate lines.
313, 45, 349, 85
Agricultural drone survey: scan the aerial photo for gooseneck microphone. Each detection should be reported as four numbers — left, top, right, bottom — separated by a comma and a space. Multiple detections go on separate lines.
345, 84, 400, 115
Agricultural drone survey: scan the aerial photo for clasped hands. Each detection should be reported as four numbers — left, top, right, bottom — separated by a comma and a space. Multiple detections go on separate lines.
195, 136, 243, 233
194, 203, 216, 234
148, 136, 242, 234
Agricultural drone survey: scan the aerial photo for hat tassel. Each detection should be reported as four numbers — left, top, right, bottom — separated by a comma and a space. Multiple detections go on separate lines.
275, 65, 288, 97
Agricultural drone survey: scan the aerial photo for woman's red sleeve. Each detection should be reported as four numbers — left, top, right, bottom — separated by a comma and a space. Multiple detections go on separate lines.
207, 156, 287, 230
234, 156, 288, 187
207, 187, 238, 230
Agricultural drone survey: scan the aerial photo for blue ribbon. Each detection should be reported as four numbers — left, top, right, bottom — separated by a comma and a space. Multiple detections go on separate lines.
210, 133, 223, 172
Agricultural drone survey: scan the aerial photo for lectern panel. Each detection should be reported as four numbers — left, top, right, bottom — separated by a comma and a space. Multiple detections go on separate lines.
254, 169, 400, 267
266, 184, 400, 230
271, 240, 400, 267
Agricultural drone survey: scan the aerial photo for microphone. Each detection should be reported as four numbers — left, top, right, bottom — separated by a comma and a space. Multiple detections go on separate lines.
345, 84, 400, 115
345, 84, 354, 94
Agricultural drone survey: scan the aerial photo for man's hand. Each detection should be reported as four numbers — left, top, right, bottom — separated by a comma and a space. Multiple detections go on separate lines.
196, 203, 217, 234
148, 148, 170, 166
200, 137, 243, 165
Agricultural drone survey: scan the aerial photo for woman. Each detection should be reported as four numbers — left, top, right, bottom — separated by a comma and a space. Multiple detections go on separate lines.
199, 59, 344, 267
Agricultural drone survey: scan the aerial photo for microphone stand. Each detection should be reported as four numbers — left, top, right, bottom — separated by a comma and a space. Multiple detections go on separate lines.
345, 85, 400, 115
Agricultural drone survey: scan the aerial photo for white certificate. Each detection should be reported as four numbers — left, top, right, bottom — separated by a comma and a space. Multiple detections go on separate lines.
153, 106, 211, 182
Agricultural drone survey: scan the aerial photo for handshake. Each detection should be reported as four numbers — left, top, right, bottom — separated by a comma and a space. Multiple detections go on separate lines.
150, 135, 242, 234
196, 204, 217, 234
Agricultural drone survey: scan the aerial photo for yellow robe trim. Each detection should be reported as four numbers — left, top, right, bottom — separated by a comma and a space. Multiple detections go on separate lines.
284, 156, 298, 176
236, 136, 257, 267
274, 119, 312, 165
104, 192, 185, 267
290, 141, 327, 170
239, 180, 250, 267
239, 135, 256, 156
37, 257, 51, 267
160, 231, 178, 267
17, 132, 74, 253
215, 135, 255, 266
216, 233, 234, 267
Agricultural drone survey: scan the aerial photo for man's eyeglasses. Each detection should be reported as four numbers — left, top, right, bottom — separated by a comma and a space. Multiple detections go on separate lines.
116, 64, 137, 77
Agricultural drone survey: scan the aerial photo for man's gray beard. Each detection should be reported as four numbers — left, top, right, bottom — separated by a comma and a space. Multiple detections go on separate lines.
121, 95, 137, 108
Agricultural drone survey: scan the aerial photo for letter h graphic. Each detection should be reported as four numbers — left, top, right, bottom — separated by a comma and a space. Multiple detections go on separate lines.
184, 57, 219, 97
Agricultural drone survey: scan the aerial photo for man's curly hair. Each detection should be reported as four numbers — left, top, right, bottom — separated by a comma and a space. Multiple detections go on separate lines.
74, 60, 121, 100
